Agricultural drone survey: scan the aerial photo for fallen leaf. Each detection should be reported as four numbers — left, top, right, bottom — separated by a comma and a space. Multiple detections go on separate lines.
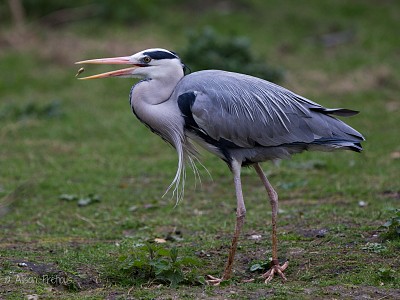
77, 198, 91, 206
390, 151, 400, 159
128, 205, 138, 212
59, 194, 78, 201
154, 238, 167, 243
78, 194, 101, 207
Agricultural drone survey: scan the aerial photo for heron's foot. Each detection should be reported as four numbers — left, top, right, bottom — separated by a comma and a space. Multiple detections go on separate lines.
261, 260, 289, 284
206, 275, 225, 286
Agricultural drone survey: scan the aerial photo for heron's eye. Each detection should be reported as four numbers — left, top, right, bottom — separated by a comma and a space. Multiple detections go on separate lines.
143, 56, 151, 63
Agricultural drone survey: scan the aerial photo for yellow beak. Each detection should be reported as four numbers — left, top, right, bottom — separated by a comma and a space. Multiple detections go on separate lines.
75, 56, 140, 79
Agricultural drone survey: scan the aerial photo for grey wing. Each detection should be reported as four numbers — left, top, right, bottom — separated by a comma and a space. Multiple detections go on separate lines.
176, 70, 364, 149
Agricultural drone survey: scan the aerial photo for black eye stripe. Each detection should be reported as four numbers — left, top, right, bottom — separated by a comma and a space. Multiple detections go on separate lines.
143, 50, 178, 60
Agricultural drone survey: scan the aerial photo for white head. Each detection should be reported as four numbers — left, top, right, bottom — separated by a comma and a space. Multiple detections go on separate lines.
76, 48, 185, 80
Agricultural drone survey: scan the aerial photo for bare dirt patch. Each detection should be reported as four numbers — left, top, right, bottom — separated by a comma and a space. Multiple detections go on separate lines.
322, 285, 400, 300
11, 260, 102, 291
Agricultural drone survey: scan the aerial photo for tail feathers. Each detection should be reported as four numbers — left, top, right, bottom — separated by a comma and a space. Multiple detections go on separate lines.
311, 138, 363, 152
310, 107, 360, 117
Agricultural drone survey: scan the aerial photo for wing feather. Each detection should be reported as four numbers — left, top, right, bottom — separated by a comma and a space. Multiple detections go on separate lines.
174, 70, 363, 148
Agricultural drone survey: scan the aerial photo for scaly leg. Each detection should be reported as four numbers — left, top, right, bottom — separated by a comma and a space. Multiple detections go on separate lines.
207, 159, 246, 285
254, 163, 288, 283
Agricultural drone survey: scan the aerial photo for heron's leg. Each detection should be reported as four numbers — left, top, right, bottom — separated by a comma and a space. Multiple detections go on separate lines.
207, 159, 246, 285
254, 163, 288, 283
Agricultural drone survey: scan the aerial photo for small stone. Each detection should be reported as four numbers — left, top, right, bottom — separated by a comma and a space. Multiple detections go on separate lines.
316, 229, 328, 238
249, 234, 262, 241
358, 200, 367, 207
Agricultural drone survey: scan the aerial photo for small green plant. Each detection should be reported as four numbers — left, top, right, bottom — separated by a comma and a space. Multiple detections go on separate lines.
119, 242, 203, 287
249, 260, 271, 273
180, 27, 283, 83
361, 242, 387, 254
377, 267, 396, 282
380, 208, 400, 240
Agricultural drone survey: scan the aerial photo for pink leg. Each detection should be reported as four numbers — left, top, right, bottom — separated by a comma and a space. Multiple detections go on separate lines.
254, 163, 288, 283
207, 159, 246, 285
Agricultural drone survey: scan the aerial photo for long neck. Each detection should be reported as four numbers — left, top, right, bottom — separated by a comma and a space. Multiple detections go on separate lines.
131, 78, 172, 105
129, 71, 184, 140
128, 70, 196, 204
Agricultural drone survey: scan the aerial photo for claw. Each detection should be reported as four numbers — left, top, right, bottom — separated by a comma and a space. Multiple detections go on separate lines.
261, 260, 289, 284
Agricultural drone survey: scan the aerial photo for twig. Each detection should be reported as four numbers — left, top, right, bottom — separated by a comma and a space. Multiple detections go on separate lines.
8, 0, 26, 30
75, 213, 96, 228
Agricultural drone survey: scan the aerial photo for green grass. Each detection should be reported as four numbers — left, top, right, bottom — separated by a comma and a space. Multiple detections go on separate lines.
1, 1, 400, 299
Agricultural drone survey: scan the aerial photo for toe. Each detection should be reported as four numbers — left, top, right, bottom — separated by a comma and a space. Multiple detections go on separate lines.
276, 268, 287, 282
206, 275, 223, 286
261, 268, 272, 279
281, 261, 289, 271
264, 268, 275, 284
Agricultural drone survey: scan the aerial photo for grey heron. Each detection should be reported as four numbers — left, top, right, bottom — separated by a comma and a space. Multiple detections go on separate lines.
76, 48, 364, 284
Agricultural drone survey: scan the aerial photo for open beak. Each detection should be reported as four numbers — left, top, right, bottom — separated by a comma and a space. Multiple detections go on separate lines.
75, 56, 139, 80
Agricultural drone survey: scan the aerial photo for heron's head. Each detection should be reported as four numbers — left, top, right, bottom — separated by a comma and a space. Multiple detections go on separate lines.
75, 48, 185, 80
